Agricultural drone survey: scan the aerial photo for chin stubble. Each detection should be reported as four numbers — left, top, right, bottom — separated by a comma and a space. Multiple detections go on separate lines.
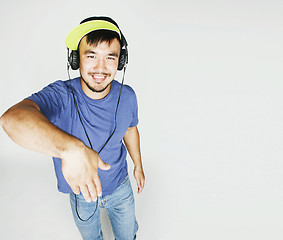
81, 76, 111, 93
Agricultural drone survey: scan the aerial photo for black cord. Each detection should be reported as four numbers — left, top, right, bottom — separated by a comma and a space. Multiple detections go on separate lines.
67, 58, 127, 221
97, 67, 126, 154
70, 82, 98, 222
70, 66, 126, 154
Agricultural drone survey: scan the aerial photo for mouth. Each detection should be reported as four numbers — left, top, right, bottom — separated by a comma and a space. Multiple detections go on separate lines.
91, 74, 108, 83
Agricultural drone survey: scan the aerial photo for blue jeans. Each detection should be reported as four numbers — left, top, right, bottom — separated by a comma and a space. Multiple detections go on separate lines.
70, 176, 138, 240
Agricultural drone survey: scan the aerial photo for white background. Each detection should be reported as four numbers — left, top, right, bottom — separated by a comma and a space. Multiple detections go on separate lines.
0, 0, 283, 239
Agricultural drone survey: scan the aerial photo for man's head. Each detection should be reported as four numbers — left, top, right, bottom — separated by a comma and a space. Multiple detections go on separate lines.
66, 16, 128, 99
66, 16, 128, 71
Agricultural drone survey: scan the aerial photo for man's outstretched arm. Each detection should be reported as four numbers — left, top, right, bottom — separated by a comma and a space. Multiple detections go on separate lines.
0, 99, 110, 202
123, 126, 145, 194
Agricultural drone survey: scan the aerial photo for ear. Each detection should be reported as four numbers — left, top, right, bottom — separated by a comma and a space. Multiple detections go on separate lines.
69, 50, 80, 70
118, 48, 128, 71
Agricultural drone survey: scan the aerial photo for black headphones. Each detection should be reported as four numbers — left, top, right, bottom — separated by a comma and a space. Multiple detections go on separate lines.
67, 17, 128, 71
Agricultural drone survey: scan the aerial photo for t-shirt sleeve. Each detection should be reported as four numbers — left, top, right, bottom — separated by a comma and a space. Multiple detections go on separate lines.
129, 87, 139, 127
26, 81, 68, 123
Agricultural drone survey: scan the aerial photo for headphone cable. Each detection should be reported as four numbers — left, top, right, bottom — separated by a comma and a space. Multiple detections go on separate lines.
68, 64, 127, 221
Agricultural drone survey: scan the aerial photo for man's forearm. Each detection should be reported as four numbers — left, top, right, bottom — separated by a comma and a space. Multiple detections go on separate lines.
0, 99, 83, 159
123, 126, 145, 193
123, 126, 143, 169
1, 99, 110, 202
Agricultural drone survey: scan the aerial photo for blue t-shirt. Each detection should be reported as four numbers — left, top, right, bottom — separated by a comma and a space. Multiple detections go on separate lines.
27, 77, 138, 196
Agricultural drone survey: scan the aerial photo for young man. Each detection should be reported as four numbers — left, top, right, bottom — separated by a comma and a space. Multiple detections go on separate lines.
0, 16, 144, 239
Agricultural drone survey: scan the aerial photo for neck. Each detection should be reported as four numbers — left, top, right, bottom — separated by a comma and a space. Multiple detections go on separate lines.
80, 78, 112, 100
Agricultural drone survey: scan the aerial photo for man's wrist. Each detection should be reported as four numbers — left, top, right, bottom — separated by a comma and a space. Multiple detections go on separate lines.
134, 164, 143, 171
59, 137, 85, 160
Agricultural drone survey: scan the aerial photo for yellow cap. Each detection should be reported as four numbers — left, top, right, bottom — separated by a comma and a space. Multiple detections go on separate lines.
65, 20, 121, 50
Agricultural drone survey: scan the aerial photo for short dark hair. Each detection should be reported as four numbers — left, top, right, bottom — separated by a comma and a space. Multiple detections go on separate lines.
85, 29, 121, 48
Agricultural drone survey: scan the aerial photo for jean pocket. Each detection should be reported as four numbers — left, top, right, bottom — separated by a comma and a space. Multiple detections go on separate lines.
71, 193, 99, 223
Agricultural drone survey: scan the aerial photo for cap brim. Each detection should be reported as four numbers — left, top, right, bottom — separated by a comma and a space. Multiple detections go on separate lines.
65, 20, 121, 50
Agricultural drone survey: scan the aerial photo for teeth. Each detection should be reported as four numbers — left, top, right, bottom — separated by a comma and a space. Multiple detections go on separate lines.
92, 75, 106, 79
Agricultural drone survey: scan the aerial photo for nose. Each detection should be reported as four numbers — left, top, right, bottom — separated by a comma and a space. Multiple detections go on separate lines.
94, 57, 107, 72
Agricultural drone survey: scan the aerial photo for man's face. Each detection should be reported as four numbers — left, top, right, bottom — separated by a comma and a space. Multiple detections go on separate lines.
79, 36, 120, 99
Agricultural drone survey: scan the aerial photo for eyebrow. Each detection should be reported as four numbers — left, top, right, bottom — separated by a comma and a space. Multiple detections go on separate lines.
108, 52, 119, 57
84, 50, 119, 57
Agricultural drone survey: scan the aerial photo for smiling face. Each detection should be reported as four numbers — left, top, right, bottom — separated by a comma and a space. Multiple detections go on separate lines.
79, 36, 121, 99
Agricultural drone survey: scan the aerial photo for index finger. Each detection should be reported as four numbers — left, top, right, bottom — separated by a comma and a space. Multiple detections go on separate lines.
80, 185, 92, 203
93, 175, 102, 197
87, 180, 98, 202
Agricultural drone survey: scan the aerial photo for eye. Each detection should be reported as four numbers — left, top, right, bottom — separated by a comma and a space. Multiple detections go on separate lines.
107, 56, 116, 60
87, 55, 95, 58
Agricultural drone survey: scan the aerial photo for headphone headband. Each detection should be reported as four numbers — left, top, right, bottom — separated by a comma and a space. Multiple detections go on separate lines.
65, 20, 122, 51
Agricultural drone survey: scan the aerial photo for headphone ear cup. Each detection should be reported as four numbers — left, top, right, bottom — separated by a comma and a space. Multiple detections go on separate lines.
118, 48, 127, 71
69, 50, 80, 70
